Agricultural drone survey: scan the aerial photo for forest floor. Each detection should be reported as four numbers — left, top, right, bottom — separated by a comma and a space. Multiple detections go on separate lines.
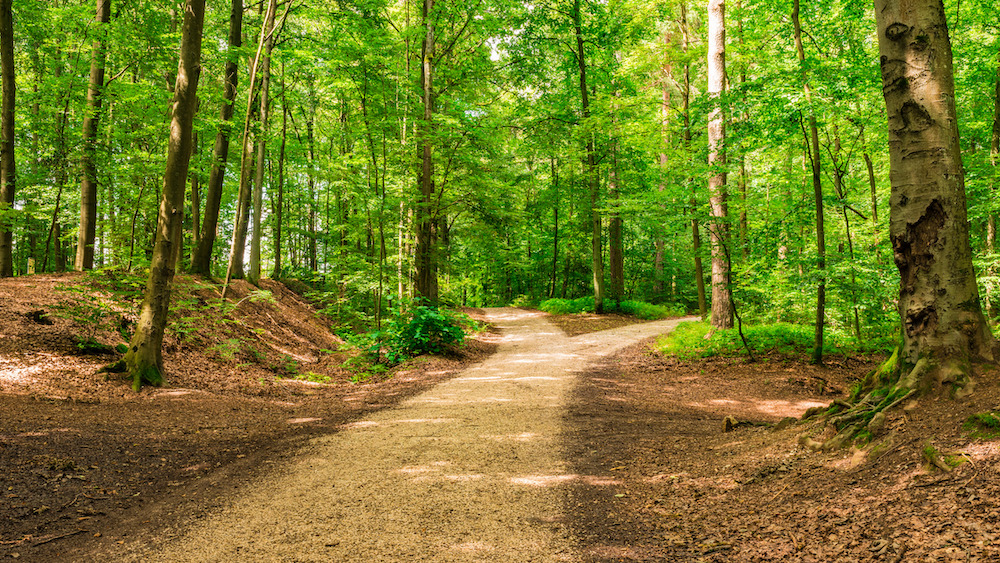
1, 274, 999, 561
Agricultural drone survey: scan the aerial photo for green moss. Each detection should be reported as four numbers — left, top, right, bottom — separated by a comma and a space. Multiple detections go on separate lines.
130, 364, 163, 392
963, 412, 1000, 439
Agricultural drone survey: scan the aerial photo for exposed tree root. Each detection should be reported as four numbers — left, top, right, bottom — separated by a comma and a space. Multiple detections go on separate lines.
798, 346, 946, 451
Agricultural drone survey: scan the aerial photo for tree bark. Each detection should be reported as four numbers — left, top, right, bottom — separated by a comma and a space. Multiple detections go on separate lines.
75, 0, 111, 271
248, 1, 277, 284
680, 1, 707, 317
125, 0, 205, 390
223, 0, 278, 294
415, 0, 438, 303
572, 0, 604, 313
272, 82, 288, 279
986, 52, 1000, 319
792, 0, 826, 364
608, 145, 624, 302
191, 0, 241, 276
550, 156, 559, 299
707, 0, 732, 329
0, 0, 14, 277
874, 0, 997, 392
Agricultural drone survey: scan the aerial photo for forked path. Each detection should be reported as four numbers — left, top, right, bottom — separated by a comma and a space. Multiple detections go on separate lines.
130, 309, 691, 562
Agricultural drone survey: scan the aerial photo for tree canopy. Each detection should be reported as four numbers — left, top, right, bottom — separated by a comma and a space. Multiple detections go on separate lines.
0, 0, 998, 381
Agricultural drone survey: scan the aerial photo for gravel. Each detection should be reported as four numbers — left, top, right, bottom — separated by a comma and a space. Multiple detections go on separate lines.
121, 309, 690, 562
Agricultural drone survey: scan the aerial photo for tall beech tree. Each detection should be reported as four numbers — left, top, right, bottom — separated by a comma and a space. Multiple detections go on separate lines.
191, 0, 242, 276
125, 0, 205, 389
572, 0, 604, 314
791, 0, 826, 364
874, 0, 997, 392
0, 0, 13, 278
414, 0, 437, 303
707, 0, 731, 329
75, 0, 111, 271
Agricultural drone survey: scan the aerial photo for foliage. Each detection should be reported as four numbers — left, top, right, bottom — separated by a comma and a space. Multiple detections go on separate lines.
3, 0, 999, 383
349, 300, 470, 366
539, 296, 684, 319
658, 320, 891, 360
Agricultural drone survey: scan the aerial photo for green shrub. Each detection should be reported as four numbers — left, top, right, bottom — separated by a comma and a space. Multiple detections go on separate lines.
540, 297, 684, 319
611, 300, 686, 319
539, 297, 594, 315
657, 321, 845, 359
349, 300, 469, 366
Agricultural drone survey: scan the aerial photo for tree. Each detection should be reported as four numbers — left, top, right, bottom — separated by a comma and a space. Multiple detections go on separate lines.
791, 0, 826, 364
571, 0, 604, 314
75, 0, 111, 271
707, 0, 732, 329
248, 0, 279, 284
414, 0, 438, 303
191, 0, 242, 276
0, 0, 13, 278
874, 0, 996, 391
124, 0, 206, 390
224, 0, 278, 291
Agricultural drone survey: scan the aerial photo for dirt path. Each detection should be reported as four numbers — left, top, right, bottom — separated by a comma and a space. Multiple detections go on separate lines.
110, 309, 690, 562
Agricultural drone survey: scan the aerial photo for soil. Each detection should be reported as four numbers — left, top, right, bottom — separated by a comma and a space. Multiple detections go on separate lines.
567, 347, 1000, 562
2, 274, 1000, 562
0, 273, 498, 561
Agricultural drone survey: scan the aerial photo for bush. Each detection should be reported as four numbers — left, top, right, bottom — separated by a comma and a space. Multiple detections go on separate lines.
538, 296, 596, 315
612, 300, 686, 319
350, 301, 468, 365
658, 321, 832, 359
539, 297, 684, 319
657, 320, 892, 359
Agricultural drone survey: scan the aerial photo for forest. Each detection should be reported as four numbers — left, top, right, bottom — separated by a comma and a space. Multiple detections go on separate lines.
0, 0, 998, 374
5, 0, 1000, 559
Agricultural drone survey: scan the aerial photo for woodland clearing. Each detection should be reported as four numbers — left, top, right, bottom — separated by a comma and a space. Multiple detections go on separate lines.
1, 275, 999, 562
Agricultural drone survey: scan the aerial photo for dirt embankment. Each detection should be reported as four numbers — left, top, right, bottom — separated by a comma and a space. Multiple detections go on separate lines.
0, 272, 497, 561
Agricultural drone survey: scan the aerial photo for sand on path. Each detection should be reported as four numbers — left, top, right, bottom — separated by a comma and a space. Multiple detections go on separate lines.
128, 309, 691, 562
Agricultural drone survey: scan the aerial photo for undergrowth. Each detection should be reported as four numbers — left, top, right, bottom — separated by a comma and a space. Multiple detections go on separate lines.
657, 321, 892, 359
347, 300, 476, 367
538, 296, 685, 319
963, 412, 1000, 439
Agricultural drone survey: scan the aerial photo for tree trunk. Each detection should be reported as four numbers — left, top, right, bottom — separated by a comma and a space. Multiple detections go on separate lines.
415, 0, 438, 303
858, 124, 879, 228
608, 145, 624, 302
707, 0, 732, 329
986, 53, 1000, 319
189, 132, 200, 256
125, 0, 205, 390
550, 156, 559, 299
223, 0, 277, 294
191, 0, 241, 276
680, 2, 707, 317
248, 0, 277, 284
572, 0, 603, 314
0, 0, 14, 277
272, 84, 288, 279
306, 98, 318, 271
792, 0, 826, 364
874, 0, 997, 392
75, 0, 111, 271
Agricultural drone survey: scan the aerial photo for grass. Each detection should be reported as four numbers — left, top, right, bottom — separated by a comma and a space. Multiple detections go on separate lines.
657, 320, 890, 359
538, 297, 686, 319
